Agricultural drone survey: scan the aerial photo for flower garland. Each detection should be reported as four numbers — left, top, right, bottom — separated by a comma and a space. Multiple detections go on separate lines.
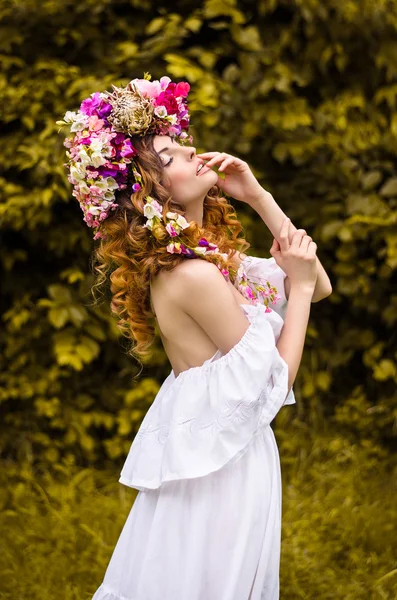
142, 196, 281, 311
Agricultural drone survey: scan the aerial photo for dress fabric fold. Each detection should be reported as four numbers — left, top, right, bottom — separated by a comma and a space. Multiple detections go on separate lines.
92, 256, 296, 600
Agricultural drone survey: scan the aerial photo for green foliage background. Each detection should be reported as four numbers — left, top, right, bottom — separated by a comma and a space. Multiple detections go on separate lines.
1, 0, 396, 598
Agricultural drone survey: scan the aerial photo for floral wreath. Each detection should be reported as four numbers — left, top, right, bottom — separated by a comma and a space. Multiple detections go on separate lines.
56, 72, 280, 310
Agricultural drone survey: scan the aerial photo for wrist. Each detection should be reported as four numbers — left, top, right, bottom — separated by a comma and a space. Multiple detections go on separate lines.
248, 187, 273, 208
289, 283, 315, 297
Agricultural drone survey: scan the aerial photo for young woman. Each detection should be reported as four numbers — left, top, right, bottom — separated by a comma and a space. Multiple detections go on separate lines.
58, 74, 332, 600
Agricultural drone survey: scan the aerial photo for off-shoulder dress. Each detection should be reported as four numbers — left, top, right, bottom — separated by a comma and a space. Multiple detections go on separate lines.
92, 255, 296, 600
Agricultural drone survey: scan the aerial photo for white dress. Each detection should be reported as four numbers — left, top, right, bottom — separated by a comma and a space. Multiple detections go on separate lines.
92, 256, 296, 600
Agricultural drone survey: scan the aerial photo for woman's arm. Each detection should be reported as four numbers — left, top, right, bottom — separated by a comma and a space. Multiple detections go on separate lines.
249, 189, 333, 303
276, 283, 314, 391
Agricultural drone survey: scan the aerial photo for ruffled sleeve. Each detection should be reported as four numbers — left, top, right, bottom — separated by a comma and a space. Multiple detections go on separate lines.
239, 255, 289, 320
119, 304, 296, 492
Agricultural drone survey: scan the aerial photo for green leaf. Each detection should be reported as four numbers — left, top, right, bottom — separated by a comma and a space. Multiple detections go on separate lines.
373, 359, 397, 381
48, 307, 69, 329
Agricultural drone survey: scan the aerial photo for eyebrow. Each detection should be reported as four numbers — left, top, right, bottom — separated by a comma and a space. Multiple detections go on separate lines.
158, 137, 176, 155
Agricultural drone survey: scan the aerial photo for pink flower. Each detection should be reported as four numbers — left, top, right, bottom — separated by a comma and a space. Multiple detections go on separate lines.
131, 78, 161, 98
166, 242, 182, 254
166, 223, 178, 237
174, 82, 190, 97
160, 76, 171, 91
89, 185, 105, 197
88, 115, 104, 131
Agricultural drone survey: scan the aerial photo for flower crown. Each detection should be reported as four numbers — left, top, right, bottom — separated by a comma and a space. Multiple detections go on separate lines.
56, 72, 192, 241
57, 72, 280, 310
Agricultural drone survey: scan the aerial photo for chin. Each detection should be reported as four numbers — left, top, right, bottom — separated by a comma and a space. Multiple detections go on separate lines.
203, 172, 218, 187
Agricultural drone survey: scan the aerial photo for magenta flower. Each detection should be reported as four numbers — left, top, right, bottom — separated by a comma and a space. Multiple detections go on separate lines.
80, 92, 103, 116
198, 238, 209, 247
154, 91, 179, 115
166, 223, 178, 237
174, 82, 190, 97
120, 139, 136, 158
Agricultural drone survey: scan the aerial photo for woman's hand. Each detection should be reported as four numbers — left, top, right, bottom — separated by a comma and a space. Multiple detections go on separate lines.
196, 151, 265, 206
270, 218, 318, 290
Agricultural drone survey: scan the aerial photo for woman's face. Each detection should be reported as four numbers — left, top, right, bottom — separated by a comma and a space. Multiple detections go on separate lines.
152, 134, 218, 211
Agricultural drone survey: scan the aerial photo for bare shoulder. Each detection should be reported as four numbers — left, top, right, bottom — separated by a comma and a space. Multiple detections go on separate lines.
168, 258, 227, 293
151, 259, 220, 299
152, 252, 249, 307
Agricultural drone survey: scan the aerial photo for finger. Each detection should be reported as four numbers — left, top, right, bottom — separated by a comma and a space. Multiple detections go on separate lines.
203, 153, 229, 168
196, 152, 221, 158
290, 229, 306, 251
299, 230, 308, 247
307, 241, 317, 256
301, 235, 312, 253
218, 158, 234, 171
279, 218, 290, 253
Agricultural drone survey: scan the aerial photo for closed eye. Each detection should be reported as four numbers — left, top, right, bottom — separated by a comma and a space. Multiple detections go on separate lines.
165, 157, 174, 167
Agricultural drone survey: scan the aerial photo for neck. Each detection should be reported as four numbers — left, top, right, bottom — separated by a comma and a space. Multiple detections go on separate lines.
183, 199, 204, 227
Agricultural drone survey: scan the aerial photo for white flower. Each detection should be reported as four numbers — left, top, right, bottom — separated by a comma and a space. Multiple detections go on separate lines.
144, 203, 162, 219
104, 190, 116, 201
70, 163, 87, 182
90, 138, 104, 153
77, 148, 91, 165
175, 214, 190, 229
87, 206, 101, 216
193, 247, 207, 255
167, 114, 178, 125
70, 113, 89, 132
143, 218, 154, 230
105, 177, 119, 190
78, 181, 90, 194
154, 106, 168, 118
166, 211, 178, 219
90, 152, 107, 168
94, 180, 108, 191
63, 111, 78, 123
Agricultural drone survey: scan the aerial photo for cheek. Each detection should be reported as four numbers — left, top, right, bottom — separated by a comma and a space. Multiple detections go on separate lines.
169, 167, 195, 189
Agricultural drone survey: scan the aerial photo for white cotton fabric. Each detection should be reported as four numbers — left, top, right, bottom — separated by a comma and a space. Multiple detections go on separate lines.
92, 256, 295, 600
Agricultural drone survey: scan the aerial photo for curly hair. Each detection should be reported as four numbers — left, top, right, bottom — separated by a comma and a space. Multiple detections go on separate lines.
90, 134, 251, 366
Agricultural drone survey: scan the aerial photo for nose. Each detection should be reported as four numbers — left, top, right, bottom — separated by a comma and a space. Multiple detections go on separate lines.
189, 148, 196, 160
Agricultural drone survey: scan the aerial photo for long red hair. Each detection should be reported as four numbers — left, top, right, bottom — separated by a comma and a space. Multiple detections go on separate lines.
90, 134, 251, 365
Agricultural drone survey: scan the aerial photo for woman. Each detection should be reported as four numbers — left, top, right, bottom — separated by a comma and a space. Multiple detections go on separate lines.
58, 73, 332, 600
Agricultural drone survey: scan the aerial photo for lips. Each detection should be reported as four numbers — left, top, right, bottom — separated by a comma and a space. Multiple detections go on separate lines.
196, 160, 210, 176
196, 159, 205, 175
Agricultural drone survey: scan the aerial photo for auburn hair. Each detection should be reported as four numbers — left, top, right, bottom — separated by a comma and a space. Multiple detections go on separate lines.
90, 134, 251, 367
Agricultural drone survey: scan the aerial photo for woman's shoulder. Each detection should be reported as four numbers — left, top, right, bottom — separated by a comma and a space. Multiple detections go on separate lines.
151, 251, 251, 299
